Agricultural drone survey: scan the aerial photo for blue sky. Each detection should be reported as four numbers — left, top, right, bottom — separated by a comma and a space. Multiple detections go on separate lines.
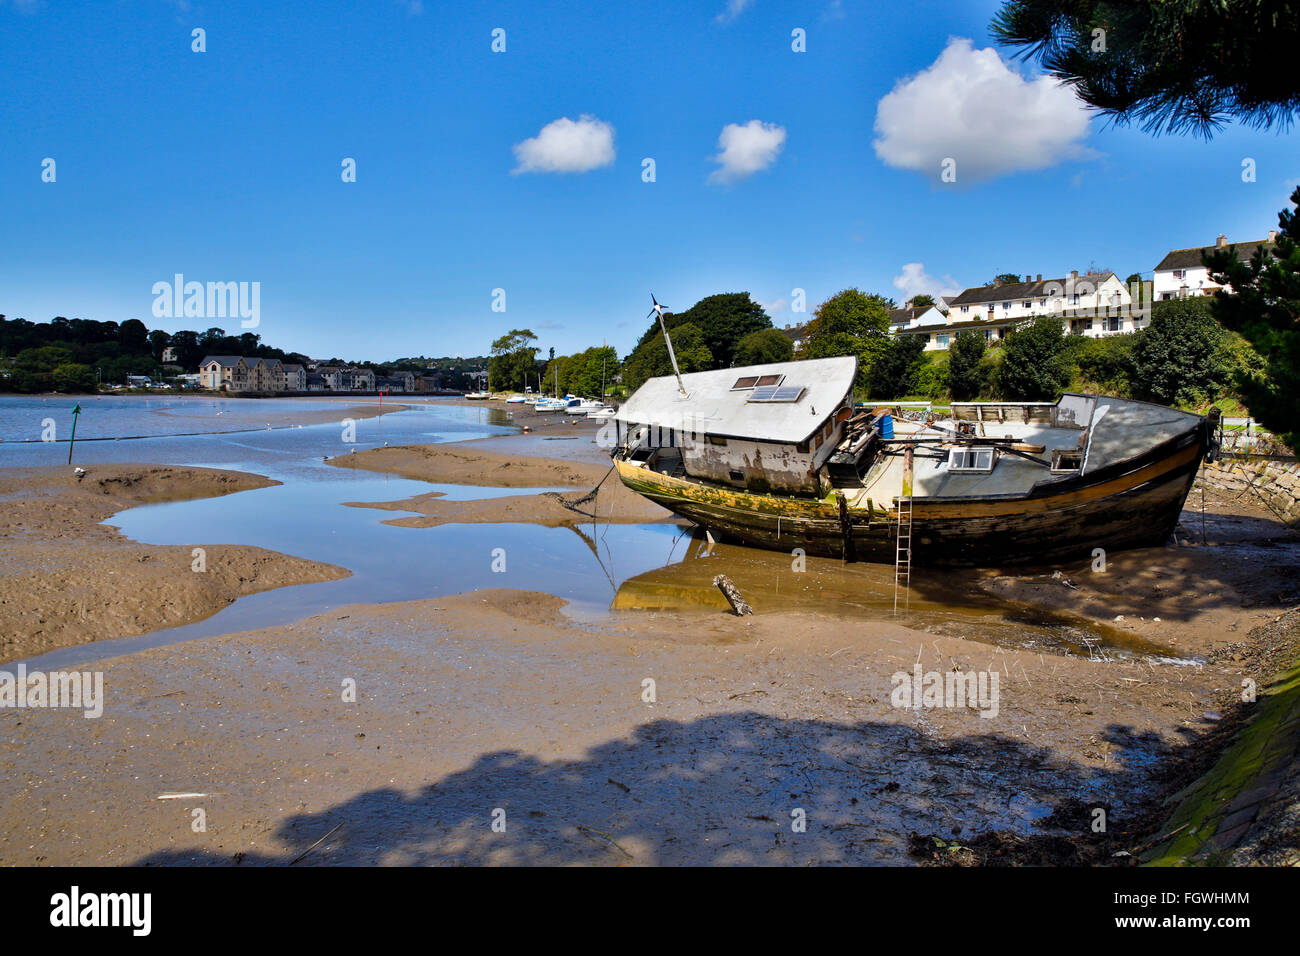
1, 0, 1296, 362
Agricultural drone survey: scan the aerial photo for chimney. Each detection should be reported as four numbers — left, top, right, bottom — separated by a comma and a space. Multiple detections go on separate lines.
1036, 273, 1042, 281
1025, 275, 1031, 283
1268, 229, 1278, 243
1216, 234, 1228, 248
1070, 270, 1078, 280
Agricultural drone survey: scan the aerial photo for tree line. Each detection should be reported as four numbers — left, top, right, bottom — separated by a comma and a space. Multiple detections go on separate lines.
0, 314, 489, 393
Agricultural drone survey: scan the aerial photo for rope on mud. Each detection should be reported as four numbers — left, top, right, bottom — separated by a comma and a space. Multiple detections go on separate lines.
542, 462, 617, 516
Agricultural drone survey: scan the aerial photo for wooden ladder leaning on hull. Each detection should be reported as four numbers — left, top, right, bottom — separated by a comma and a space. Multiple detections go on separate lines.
893, 445, 915, 615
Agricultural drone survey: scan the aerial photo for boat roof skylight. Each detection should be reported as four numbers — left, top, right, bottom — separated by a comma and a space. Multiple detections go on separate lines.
732, 373, 785, 390
748, 384, 806, 403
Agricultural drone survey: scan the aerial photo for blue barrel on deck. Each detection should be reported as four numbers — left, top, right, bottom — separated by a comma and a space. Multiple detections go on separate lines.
879, 414, 894, 439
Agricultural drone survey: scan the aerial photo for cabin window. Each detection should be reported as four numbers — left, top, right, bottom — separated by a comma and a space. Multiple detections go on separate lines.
731, 376, 760, 390
949, 448, 996, 473
707, 434, 727, 446
1051, 450, 1083, 473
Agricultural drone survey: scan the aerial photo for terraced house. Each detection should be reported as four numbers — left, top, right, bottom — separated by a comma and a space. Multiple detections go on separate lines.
903, 271, 1139, 351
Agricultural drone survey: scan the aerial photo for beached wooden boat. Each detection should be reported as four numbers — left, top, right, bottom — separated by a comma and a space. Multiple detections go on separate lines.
611, 356, 1215, 566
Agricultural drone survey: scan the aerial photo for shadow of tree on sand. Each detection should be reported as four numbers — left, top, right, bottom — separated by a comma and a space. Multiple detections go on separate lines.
135, 711, 1173, 866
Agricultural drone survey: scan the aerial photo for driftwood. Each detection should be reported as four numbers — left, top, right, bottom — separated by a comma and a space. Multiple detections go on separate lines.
713, 574, 753, 616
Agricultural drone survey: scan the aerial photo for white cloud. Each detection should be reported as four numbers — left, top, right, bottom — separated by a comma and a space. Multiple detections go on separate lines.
821, 0, 846, 23
873, 37, 1096, 183
715, 0, 754, 24
760, 296, 789, 316
708, 120, 786, 184
893, 262, 962, 302
511, 115, 616, 175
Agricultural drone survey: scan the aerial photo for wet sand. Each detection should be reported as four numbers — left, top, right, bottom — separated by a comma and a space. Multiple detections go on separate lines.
0, 464, 348, 663
1, 580, 1294, 866
2, 413, 1298, 865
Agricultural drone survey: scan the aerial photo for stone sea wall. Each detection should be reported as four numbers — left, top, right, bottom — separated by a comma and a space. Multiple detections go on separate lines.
1198, 457, 1300, 526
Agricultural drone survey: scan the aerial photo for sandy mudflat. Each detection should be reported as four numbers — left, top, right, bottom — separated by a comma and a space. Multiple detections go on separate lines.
1, 582, 1295, 866
328, 437, 670, 526
0, 464, 348, 663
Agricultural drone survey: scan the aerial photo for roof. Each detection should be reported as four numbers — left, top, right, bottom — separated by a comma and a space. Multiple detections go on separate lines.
616, 356, 857, 444
1154, 240, 1274, 272
948, 272, 1119, 307
199, 355, 244, 367
889, 305, 946, 328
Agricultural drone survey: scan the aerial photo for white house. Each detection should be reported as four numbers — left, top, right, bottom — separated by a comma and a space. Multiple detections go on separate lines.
1153, 232, 1277, 301
917, 271, 1139, 350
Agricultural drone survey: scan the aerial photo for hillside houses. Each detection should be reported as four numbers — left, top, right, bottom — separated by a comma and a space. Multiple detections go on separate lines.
199, 356, 423, 394
1153, 232, 1277, 301
887, 270, 1141, 351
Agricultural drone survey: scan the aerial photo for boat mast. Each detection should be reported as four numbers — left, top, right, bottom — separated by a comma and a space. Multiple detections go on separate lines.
648, 294, 687, 397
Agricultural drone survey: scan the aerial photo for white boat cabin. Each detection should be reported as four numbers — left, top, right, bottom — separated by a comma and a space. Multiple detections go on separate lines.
615, 356, 858, 495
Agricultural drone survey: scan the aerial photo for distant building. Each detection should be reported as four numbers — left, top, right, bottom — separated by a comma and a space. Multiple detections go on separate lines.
913, 271, 1138, 350
282, 363, 307, 391
1153, 232, 1277, 301
889, 302, 948, 335
779, 323, 810, 352
199, 355, 249, 390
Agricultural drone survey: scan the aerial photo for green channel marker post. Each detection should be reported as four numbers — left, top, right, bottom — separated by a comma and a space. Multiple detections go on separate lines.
67, 403, 81, 464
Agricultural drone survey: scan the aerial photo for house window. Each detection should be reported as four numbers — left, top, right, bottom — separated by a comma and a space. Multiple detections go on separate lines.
949, 448, 996, 473
755, 374, 784, 387
960, 305, 969, 313
1173, 269, 1185, 279
1022, 301, 1031, 308
1039, 299, 1047, 307
1002, 301, 1011, 309
936, 333, 949, 348
1106, 316, 1121, 332
1072, 293, 1081, 304
1071, 318, 1092, 333
731, 376, 759, 390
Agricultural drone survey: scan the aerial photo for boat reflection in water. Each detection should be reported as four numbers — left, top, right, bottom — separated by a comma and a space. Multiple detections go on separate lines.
605, 533, 1178, 658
